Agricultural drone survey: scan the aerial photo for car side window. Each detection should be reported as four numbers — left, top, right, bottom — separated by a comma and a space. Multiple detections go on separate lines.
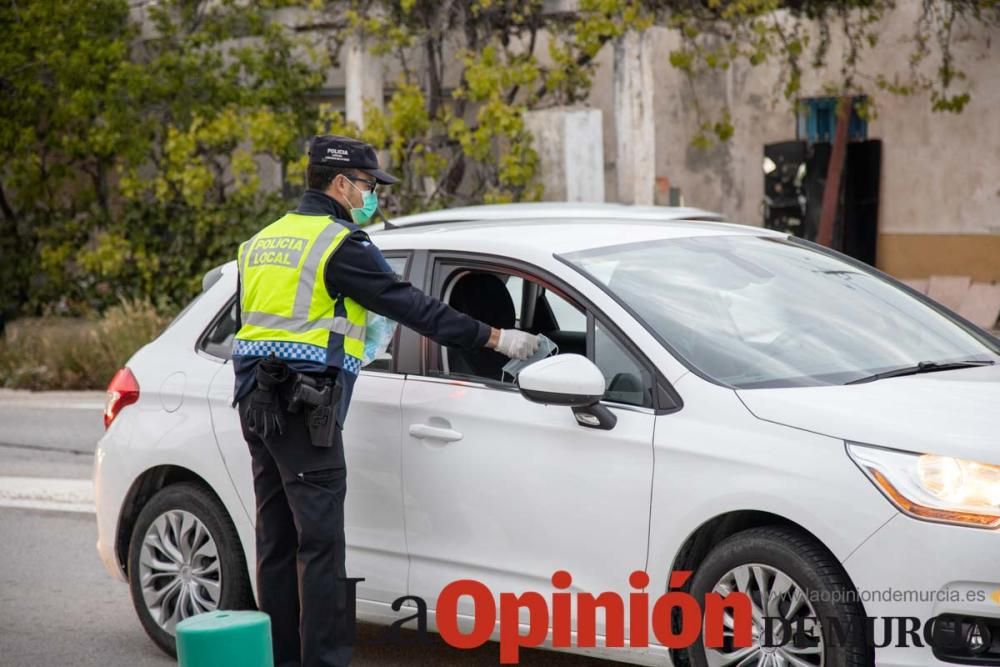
543, 288, 586, 334
431, 268, 521, 384
432, 261, 654, 407
504, 275, 524, 326
199, 299, 238, 360
593, 320, 654, 408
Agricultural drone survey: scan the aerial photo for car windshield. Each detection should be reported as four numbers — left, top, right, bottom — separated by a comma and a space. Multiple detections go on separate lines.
561, 234, 1000, 388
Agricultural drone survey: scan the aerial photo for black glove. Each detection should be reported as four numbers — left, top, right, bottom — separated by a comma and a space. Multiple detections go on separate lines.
246, 355, 290, 439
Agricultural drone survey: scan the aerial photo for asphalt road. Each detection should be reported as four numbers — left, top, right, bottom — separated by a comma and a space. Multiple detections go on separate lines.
0, 391, 624, 667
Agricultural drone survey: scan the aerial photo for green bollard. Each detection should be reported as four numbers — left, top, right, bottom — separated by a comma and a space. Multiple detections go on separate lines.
176, 610, 274, 667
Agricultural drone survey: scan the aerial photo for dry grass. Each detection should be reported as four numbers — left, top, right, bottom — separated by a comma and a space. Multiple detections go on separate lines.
0, 300, 171, 390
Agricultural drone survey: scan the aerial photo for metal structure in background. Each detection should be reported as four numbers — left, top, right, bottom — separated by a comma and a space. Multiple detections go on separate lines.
817, 97, 853, 248
762, 140, 809, 237
763, 96, 881, 267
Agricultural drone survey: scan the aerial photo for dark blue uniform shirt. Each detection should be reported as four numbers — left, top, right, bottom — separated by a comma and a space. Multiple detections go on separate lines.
233, 190, 491, 425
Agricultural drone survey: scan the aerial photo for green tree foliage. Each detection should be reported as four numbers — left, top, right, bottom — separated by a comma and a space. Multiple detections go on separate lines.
299, 0, 653, 212
0, 0, 325, 317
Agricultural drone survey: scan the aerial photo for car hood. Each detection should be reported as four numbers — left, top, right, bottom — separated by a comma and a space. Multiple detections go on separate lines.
736, 363, 1000, 465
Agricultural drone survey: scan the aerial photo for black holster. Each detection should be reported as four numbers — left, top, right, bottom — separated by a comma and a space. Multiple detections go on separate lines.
286, 373, 342, 448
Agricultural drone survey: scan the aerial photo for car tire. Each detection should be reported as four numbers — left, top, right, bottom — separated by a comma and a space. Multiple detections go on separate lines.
127, 481, 255, 657
686, 525, 873, 667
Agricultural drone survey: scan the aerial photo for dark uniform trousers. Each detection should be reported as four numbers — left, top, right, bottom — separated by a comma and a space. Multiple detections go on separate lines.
238, 381, 354, 667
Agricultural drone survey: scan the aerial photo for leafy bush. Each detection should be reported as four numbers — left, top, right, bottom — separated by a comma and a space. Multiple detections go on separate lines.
0, 300, 171, 390
0, 0, 324, 318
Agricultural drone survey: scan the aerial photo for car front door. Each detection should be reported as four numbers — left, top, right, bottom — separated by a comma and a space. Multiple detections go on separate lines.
399, 254, 665, 641
205, 254, 413, 605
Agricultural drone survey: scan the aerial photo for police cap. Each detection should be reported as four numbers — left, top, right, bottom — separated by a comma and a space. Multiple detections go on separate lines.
307, 135, 399, 185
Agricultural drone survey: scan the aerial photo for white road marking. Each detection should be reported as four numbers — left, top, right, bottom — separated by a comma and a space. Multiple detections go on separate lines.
0, 476, 95, 513
0, 390, 107, 411
0, 401, 105, 411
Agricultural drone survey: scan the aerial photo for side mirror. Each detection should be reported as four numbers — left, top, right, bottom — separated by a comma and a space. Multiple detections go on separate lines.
516, 354, 604, 408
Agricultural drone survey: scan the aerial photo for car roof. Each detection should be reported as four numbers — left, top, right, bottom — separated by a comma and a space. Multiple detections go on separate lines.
375, 201, 725, 228
213, 203, 785, 280
366, 202, 783, 258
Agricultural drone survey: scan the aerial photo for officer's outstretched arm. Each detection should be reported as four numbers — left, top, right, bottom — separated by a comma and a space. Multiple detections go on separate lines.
324, 233, 537, 359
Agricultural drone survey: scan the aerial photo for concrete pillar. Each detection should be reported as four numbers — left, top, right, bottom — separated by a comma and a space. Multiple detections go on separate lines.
344, 34, 383, 129
524, 108, 605, 202
613, 30, 655, 205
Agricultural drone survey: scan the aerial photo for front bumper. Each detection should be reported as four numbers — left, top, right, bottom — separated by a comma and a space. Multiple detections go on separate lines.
843, 513, 1000, 666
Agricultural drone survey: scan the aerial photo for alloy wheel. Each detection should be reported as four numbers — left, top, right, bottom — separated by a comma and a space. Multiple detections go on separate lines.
138, 509, 222, 633
706, 562, 824, 667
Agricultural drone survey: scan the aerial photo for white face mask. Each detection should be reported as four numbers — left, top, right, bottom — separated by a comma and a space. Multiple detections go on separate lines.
502, 334, 559, 380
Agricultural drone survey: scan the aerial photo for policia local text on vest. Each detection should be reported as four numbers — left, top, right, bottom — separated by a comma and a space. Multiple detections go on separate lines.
231, 135, 540, 667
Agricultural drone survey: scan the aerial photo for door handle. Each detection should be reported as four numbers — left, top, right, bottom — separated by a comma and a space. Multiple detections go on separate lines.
408, 423, 463, 442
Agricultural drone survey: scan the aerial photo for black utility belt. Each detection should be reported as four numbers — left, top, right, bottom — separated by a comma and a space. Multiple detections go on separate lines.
250, 357, 342, 448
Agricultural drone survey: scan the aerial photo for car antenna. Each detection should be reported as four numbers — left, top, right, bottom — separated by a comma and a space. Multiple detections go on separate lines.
377, 209, 397, 230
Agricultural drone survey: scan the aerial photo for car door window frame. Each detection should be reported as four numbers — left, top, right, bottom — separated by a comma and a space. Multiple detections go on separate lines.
423, 251, 682, 414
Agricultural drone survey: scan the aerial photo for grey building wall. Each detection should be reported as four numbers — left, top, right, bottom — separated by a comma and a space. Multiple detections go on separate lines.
579, 4, 1000, 279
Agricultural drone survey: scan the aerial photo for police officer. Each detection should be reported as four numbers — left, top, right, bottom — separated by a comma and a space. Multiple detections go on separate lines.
231, 135, 539, 667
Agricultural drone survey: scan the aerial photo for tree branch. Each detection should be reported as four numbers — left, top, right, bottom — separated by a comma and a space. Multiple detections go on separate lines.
0, 180, 18, 225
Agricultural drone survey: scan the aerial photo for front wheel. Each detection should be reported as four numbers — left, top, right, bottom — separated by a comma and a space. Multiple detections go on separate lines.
687, 525, 873, 667
127, 482, 255, 657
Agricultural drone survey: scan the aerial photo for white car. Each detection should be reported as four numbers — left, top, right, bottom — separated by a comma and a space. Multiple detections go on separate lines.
94, 202, 1000, 667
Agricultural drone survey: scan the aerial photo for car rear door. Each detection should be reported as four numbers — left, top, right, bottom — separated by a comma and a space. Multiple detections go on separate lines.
398, 253, 663, 640
204, 253, 413, 605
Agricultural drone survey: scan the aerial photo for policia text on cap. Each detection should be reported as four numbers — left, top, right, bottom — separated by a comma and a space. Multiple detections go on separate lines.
231, 135, 540, 667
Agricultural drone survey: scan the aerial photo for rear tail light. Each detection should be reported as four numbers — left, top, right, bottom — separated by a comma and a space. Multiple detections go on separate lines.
105, 367, 140, 428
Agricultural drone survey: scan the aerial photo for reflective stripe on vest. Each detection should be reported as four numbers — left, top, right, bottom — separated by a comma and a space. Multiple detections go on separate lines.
234, 212, 368, 369
240, 312, 366, 339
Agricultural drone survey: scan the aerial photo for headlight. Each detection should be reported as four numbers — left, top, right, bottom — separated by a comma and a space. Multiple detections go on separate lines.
847, 443, 1000, 529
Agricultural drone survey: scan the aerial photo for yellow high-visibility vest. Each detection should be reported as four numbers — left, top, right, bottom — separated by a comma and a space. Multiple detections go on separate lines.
233, 212, 367, 374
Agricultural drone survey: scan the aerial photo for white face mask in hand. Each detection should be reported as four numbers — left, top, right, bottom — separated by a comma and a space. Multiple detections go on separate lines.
502, 334, 559, 380
361, 311, 397, 367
